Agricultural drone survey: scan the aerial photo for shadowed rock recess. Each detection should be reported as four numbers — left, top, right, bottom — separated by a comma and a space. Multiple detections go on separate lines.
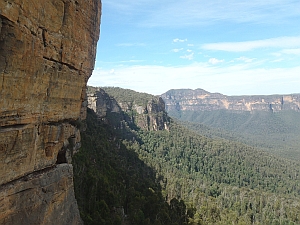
0, 0, 101, 224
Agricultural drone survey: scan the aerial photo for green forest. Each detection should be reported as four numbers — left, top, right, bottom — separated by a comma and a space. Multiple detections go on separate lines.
73, 87, 300, 225
73, 108, 192, 225
167, 109, 300, 160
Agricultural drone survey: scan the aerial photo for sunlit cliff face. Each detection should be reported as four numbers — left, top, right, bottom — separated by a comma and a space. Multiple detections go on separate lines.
162, 89, 300, 113
0, 0, 101, 224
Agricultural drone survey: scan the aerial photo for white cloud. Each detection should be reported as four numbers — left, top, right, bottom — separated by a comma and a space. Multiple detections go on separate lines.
236, 56, 255, 63
89, 63, 300, 96
202, 36, 300, 52
282, 48, 300, 55
187, 49, 193, 53
271, 58, 284, 63
173, 38, 187, 43
208, 58, 224, 64
270, 52, 282, 57
180, 53, 194, 60
172, 48, 184, 52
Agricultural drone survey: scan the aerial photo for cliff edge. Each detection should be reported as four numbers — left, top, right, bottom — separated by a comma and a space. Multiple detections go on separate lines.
162, 89, 300, 113
0, 0, 101, 224
87, 87, 170, 131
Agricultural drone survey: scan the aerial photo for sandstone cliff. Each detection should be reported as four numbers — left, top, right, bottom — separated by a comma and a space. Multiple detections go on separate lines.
0, 0, 101, 224
87, 87, 170, 131
162, 89, 300, 113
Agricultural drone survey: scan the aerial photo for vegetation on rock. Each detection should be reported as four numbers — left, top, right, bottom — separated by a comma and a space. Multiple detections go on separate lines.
74, 87, 300, 225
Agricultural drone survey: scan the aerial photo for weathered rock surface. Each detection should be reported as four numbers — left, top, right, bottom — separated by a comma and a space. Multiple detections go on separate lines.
0, 164, 80, 225
87, 87, 170, 131
162, 89, 300, 113
0, 122, 81, 185
0, 0, 101, 224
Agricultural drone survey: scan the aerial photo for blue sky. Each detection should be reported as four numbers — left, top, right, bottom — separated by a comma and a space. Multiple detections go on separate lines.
88, 0, 300, 96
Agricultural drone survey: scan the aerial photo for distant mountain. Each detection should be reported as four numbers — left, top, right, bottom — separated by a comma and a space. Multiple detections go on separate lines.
161, 89, 300, 159
161, 88, 300, 112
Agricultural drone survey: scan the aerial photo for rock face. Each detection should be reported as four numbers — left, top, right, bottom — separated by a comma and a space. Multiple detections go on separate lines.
88, 87, 121, 118
162, 89, 300, 113
0, 0, 101, 224
0, 164, 80, 225
87, 87, 170, 131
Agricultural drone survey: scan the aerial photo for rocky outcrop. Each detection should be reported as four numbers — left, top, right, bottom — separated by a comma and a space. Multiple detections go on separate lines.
162, 89, 300, 113
88, 87, 121, 118
136, 97, 169, 131
0, 0, 101, 224
87, 87, 170, 131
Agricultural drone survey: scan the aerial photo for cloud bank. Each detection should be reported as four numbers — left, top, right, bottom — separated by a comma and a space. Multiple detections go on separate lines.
202, 36, 300, 52
89, 63, 300, 96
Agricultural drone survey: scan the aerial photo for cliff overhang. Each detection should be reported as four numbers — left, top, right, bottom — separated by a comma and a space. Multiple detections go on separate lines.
0, 0, 101, 224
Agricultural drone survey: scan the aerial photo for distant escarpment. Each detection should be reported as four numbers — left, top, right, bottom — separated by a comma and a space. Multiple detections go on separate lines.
0, 1, 101, 224
162, 88, 300, 160
162, 89, 300, 113
87, 87, 170, 131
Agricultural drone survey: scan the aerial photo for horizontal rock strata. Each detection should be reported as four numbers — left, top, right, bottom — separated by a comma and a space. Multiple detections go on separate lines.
0, 0, 101, 224
162, 89, 300, 113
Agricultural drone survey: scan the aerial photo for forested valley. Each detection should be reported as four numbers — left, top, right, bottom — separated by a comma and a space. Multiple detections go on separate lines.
73, 87, 300, 225
73, 108, 191, 225
167, 108, 300, 160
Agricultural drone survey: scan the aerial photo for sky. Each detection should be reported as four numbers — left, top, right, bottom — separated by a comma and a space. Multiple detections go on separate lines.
88, 0, 300, 96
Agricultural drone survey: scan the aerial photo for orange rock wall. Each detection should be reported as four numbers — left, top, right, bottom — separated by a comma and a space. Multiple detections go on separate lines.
0, 0, 101, 184
0, 0, 101, 224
